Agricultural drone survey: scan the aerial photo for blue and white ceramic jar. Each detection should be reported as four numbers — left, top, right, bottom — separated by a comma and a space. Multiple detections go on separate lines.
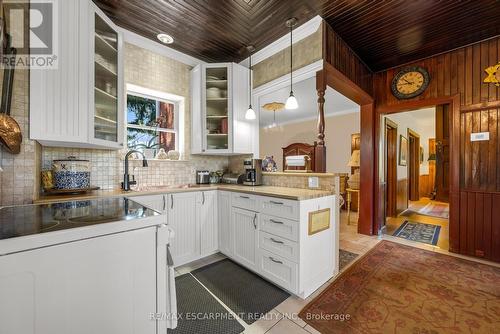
52, 157, 91, 190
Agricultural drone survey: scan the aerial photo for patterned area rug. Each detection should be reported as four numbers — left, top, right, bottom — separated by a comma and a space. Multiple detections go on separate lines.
339, 249, 358, 271
393, 220, 441, 245
299, 241, 500, 334
417, 202, 449, 219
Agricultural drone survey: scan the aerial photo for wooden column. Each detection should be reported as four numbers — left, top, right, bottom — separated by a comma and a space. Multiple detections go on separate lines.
315, 70, 327, 172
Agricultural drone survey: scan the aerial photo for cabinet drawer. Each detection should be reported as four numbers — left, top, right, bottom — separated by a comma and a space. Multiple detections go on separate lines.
260, 214, 299, 242
259, 197, 299, 220
258, 249, 298, 293
231, 193, 258, 211
259, 231, 299, 263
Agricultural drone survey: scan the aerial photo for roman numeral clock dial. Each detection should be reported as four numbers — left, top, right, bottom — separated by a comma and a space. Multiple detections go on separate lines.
391, 66, 430, 99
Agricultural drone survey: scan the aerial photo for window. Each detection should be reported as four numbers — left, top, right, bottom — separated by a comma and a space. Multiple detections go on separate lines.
126, 87, 181, 153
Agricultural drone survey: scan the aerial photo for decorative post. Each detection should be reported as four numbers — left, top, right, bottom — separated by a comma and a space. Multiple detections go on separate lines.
315, 70, 327, 172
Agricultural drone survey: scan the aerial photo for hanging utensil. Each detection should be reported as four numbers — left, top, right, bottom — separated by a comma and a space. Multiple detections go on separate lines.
0, 34, 22, 154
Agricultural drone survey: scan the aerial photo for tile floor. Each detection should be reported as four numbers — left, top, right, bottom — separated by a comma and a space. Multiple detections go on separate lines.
174, 211, 380, 334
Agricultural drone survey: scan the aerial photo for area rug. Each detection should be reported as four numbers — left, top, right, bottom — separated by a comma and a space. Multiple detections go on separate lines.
192, 259, 289, 325
299, 241, 500, 334
393, 220, 441, 245
417, 202, 449, 219
339, 249, 358, 271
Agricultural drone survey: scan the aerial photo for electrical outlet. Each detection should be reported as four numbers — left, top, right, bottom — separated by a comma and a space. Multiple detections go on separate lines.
308, 176, 319, 188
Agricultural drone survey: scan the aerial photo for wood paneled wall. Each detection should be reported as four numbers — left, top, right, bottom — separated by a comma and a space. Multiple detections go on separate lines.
322, 22, 373, 95
374, 36, 500, 262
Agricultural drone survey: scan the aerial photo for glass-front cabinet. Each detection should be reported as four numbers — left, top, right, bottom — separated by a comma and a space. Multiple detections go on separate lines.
204, 65, 230, 152
191, 63, 256, 155
90, 7, 123, 148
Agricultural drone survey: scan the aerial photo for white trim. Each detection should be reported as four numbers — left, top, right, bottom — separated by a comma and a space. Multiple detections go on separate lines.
240, 16, 323, 67
262, 108, 359, 128
118, 28, 204, 67
125, 84, 186, 154
252, 59, 323, 96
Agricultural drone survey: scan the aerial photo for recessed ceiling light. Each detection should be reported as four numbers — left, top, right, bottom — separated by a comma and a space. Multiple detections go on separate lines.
157, 33, 174, 44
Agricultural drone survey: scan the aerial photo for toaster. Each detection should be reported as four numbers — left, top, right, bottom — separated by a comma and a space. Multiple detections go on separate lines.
196, 170, 210, 184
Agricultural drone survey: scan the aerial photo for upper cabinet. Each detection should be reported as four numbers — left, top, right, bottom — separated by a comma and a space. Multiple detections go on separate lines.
30, 0, 124, 150
191, 63, 257, 155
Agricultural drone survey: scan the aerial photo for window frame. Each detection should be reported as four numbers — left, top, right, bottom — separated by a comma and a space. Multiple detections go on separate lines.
125, 84, 185, 154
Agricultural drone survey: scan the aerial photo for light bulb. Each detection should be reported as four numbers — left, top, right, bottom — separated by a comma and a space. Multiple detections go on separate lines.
245, 106, 256, 120
285, 92, 298, 110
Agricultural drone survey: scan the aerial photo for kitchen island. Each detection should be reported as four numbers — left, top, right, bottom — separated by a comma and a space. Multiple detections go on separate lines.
0, 197, 177, 334
35, 184, 339, 299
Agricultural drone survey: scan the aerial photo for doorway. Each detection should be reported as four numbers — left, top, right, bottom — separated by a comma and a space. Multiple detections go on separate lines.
381, 106, 450, 250
384, 119, 398, 218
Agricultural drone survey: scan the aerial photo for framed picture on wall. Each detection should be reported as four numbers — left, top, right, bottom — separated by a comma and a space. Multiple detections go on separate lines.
399, 135, 408, 166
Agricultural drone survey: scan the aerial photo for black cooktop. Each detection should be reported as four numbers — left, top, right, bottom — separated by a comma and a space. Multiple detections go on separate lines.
0, 197, 161, 241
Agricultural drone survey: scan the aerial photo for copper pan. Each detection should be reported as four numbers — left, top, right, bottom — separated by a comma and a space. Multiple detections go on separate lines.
0, 44, 22, 154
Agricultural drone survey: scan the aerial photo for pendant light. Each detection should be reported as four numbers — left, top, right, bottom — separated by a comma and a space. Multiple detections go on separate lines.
285, 18, 298, 110
245, 45, 256, 120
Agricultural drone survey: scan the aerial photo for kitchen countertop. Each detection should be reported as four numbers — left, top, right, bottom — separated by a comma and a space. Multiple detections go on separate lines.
34, 184, 334, 204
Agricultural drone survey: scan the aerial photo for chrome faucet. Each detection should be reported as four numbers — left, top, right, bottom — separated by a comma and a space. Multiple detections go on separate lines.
122, 150, 148, 191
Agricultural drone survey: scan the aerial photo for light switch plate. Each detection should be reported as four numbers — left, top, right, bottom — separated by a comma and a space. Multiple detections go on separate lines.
308, 176, 319, 188
471, 132, 490, 141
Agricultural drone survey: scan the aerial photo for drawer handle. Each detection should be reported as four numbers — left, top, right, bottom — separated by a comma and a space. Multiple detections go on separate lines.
269, 257, 283, 264
270, 200, 284, 205
252, 213, 257, 229
270, 237, 284, 244
163, 195, 166, 211
269, 219, 284, 225
240, 195, 250, 199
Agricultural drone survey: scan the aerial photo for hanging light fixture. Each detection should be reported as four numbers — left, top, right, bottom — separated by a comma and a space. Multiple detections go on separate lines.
262, 102, 285, 129
245, 45, 256, 120
285, 18, 298, 110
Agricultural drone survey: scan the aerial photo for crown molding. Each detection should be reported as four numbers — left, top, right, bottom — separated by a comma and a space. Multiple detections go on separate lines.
261, 108, 359, 128
240, 15, 323, 68
118, 28, 205, 67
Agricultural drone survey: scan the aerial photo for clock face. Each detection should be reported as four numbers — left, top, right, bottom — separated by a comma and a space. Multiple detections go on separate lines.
391, 66, 430, 99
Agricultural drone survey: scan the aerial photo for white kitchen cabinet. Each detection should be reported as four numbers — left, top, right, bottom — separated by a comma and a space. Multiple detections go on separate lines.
30, 0, 124, 150
128, 194, 167, 213
0, 227, 157, 334
167, 192, 199, 265
191, 63, 256, 155
232, 207, 258, 270
218, 191, 233, 257
199, 191, 218, 256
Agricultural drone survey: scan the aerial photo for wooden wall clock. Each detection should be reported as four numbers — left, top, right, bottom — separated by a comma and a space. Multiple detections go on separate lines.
391, 66, 430, 99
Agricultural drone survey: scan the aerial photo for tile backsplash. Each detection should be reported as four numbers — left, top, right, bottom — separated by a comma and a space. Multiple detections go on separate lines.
41, 148, 228, 190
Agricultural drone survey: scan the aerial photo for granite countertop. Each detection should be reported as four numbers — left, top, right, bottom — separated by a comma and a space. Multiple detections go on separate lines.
34, 184, 334, 204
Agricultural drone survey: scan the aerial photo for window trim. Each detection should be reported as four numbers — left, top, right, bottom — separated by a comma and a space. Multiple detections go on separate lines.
125, 84, 185, 154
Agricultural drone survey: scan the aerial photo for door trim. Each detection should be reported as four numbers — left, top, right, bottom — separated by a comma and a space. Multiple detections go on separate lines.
407, 128, 421, 202
384, 118, 398, 218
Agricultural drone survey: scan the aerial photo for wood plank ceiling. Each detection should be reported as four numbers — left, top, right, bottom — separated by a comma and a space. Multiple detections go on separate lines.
93, 0, 500, 72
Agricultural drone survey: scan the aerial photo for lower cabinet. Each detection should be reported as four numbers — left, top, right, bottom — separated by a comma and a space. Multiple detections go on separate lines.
199, 191, 218, 256
232, 207, 258, 271
218, 191, 233, 257
168, 192, 199, 266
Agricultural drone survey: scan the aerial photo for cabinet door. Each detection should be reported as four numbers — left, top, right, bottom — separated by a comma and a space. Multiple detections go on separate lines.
232, 207, 258, 270
30, 0, 88, 145
89, 3, 124, 149
199, 191, 218, 256
167, 192, 199, 266
218, 191, 233, 256
190, 65, 203, 154
231, 63, 253, 154
0, 228, 157, 334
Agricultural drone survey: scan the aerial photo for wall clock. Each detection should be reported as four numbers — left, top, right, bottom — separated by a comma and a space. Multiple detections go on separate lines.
391, 66, 430, 99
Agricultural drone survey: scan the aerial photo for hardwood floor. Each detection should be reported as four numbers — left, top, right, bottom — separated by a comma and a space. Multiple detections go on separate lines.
383, 197, 450, 250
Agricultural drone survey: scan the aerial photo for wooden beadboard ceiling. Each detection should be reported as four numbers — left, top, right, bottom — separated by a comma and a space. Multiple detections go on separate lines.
93, 0, 500, 71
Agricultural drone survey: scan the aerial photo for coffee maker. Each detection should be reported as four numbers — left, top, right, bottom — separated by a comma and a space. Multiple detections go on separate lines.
243, 159, 263, 186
